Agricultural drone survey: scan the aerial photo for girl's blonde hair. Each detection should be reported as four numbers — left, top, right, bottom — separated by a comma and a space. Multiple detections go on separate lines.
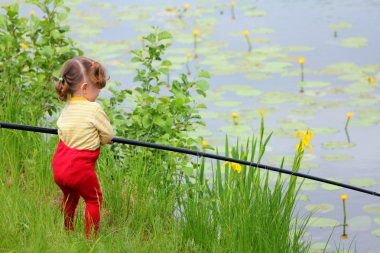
55, 56, 108, 101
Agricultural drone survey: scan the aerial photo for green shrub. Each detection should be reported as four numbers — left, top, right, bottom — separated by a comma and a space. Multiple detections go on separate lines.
0, 0, 82, 123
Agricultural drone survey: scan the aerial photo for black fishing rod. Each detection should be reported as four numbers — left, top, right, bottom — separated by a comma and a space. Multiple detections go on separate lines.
1, 121, 379, 197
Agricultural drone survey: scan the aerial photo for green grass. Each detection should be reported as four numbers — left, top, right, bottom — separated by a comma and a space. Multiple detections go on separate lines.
0, 97, 311, 252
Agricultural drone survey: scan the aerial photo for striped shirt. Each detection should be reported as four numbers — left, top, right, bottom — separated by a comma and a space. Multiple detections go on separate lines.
57, 97, 114, 150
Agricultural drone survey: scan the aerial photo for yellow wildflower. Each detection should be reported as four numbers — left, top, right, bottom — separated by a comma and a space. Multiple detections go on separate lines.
186, 53, 191, 60
231, 1, 236, 6
201, 140, 208, 148
192, 29, 199, 36
243, 30, 249, 36
368, 77, 377, 84
21, 43, 27, 49
298, 58, 305, 65
340, 194, 348, 200
184, 4, 190, 10
259, 107, 264, 119
222, 161, 242, 173
231, 112, 239, 119
346, 112, 352, 119
296, 128, 313, 152
30, 10, 36, 16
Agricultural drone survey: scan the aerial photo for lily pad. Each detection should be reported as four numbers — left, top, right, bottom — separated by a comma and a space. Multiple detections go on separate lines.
235, 89, 262, 97
214, 100, 243, 107
340, 37, 368, 48
279, 119, 308, 130
310, 242, 330, 251
188, 127, 213, 138
329, 23, 352, 30
252, 28, 276, 34
298, 194, 310, 202
311, 127, 338, 135
260, 92, 297, 104
348, 216, 372, 232
321, 155, 353, 161
244, 10, 267, 17
300, 181, 319, 191
374, 217, 380, 225
244, 73, 272, 80
199, 111, 221, 119
218, 125, 252, 136
321, 142, 355, 150
320, 178, 343, 191
372, 229, 380, 237
320, 62, 359, 75
298, 81, 331, 88
258, 62, 293, 74
289, 109, 318, 116
305, 203, 334, 213
349, 178, 377, 187
363, 204, 380, 214
308, 217, 340, 228
300, 162, 320, 170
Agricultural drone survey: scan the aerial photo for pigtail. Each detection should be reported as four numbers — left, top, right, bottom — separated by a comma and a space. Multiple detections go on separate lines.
55, 78, 70, 101
89, 61, 107, 89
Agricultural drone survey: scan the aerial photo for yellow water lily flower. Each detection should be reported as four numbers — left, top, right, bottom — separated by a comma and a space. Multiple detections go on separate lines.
222, 161, 242, 173
340, 234, 348, 239
186, 53, 191, 59
340, 194, 348, 200
21, 43, 27, 49
346, 112, 352, 119
201, 140, 208, 148
243, 30, 249, 36
192, 29, 199, 36
30, 10, 36, 16
232, 112, 239, 119
184, 4, 190, 10
231, 1, 236, 6
298, 58, 305, 65
259, 107, 264, 119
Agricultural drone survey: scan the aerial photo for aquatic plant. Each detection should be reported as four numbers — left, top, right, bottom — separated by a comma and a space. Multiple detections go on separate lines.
192, 29, 199, 49
345, 112, 353, 130
243, 30, 252, 52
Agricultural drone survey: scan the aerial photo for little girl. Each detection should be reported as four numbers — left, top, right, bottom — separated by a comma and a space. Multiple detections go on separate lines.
52, 56, 113, 239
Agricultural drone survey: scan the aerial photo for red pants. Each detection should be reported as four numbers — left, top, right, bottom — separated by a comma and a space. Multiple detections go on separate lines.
52, 140, 102, 238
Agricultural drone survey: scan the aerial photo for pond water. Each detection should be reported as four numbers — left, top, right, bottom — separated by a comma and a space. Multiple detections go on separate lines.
22, 0, 380, 251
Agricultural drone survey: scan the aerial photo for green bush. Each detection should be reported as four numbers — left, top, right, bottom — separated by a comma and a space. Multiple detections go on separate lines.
0, 0, 82, 123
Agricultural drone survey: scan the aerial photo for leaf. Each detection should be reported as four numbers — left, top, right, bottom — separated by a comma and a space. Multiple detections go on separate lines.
198, 70, 211, 79
348, 216, 372, 232
308, 217, 340, 228
363, 204, 380, 214
158, 31, 172, 41
349, 178, 377, 187
0, 15, 6, 29
144, 33, 156, 44
305, 203, 334, 213
195, 80, 209, 91
197, 103, 207, 109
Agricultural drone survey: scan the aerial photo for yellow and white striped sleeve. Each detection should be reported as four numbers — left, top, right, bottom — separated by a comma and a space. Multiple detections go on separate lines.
93, 105, 114, 145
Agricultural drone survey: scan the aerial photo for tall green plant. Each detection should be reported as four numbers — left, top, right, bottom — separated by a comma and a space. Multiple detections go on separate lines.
0, 0, 82, 123
101, 28, 210, 194
179, 111, 311, 252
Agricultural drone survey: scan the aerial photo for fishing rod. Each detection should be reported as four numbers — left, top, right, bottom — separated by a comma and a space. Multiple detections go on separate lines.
1, 121, 379, 197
